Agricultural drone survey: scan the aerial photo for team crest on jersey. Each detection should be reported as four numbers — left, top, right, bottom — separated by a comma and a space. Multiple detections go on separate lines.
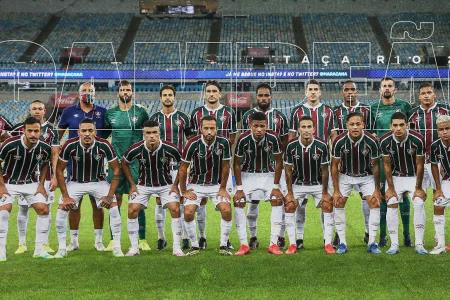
312, 153, 320, 160
140, 157, 146, 164
264, 145, 272, 152
322, 112, 328, 118
42, 132, 48, 140
219, 115, 226, 122
407, 148, 415, 155
362, 147, 369, 155
273, 118, 278, 124
438, 154, 444, 160
73, 156, 80, 161
94, 154, 101, 161
160, 157, 168, 164
343, 149, 350, 154
215, 147, 223, 156
95, 111, 102, 119
36, 154, 43, 161
131, 116, 138, 124
175, 118, 182, 126
389, 149, 395, 155
246, 148, 253, 154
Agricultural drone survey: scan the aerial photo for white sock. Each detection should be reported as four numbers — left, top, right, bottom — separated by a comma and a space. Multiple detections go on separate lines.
279, 207, 286, 238
180, 204, 188, 239
270, 206, 283, 245
386, 207, 399, 248
295, 204, 306, 240
334, 208, 347, 245
109, 206, 121, 247
45, 202, 52, 244
155, 204, 166, 240
197, 205, 206, 238
362, 199, 370, 233
56, 209, 68, 250
247, 202, 259, 238
94, 229, 103, 244
320, 211, 324, 234
433, 214, 445, 247
369, 208, 380, 245
323, 212, 334, 245
35, 215, 50, 254
234, 207, 248, 245
413, 197, 425, 247
17, 205, 29, 245
127, 218, 139, 251
171, 217, 182, 251
70, 230, 79, 246
0, 211, 10, 254
185, 220, 199, 248
220, 219, 232, 247
285, 212, 296, 245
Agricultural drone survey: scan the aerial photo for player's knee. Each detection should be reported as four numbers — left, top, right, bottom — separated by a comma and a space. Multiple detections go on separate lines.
33, 204, 49, 215
184, 206, 196, 222
434, 206, 445, 215
127, 206, 140, 219
270, 199, 283, 206
219, 204, 232, 221
387, 204, 398, 208
169, 204, 180, 218
200, 197, 208, 205
321, 200, 333, 213
284, 201, 296, 213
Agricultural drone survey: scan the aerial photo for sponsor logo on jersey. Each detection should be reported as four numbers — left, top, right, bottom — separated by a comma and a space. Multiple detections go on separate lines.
13, 155, 22, 160
131, 116, 138, 124
36, 154, 43, 161
362, 147, 369, 155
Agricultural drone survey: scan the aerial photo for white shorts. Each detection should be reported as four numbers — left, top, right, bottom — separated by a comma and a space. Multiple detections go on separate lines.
436, 180, 450, 207
130, 185, 179, 208
292, 184, 323, 208
60, 181, 116, 209
423, 163, 437, 190
238, 172, 274, 202
184, 184, 230, 208
18, 181, 54, 206
339, 174, 375, 198
386, 176, 417, 205
1, 183, 47, 207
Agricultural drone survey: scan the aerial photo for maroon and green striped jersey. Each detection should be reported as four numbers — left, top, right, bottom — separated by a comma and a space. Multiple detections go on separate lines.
0, 136, 51, 184
333, 102, 373, 135
123, 140, 181, 187
0, 114, 13, 135
332, 131, 380, 177
235, 130, 282, 173
190, 104, 237, 140
241, 107, 289, 138
182, 135, 231, 185
289, 102, 334, 142
380, 130, 425, 177
59, 137, 117, 183
284, 138, 329, 185
149, 109, 191, 151
408, 103, 449, 159
430, 139, 450, 180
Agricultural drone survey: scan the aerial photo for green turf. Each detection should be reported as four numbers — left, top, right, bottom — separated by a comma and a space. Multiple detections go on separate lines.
0, 191, 448, 300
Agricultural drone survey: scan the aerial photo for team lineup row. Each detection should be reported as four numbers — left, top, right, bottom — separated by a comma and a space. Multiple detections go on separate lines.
0, 78, 449, 260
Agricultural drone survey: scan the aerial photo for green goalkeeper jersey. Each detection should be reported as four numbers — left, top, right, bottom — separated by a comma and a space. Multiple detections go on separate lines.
104, 104, 149, 158
371, 98, 412, 137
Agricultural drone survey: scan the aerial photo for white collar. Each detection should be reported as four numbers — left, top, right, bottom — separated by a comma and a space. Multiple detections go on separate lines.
161, 108, 178, 117
392, 130, 409, 146
204, 104, 223, 113
79, 139, 96, 151
144, 141, 162, 155
21, 135, 39, 150
419, 102, 437, 112
201, 135, 216, 149
347, 132, 364, 145
303, 102, 322, 110
299, 137, 314, 151
342, 102, 360, 110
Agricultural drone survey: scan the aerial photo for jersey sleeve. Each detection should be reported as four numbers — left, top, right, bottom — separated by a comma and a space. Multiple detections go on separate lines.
416, 135, 425, 156
380, 138, 390, 156
182, 140, 195, 163
222, 139, 232, 160
50, 128, 59, 147
59, 141, 71, 162
331, 138, 341, 159
289, 108, 298, 133
241, 111, 250, 130
370, 139, 381, 160
321, 144, 330, 165
230, 107, 237, 134
189, 110, 199, 136
234, 136, 245, 157
272, 136, 282, 155
104, 141, 118, 162
430, 143, 439, 165
284, 143, 294, 165
181, 112, 193, 138
123, 144, 138, 163
280, 112, 289, 137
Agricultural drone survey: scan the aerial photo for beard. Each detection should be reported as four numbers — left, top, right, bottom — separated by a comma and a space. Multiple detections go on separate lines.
257, 101, 270, 111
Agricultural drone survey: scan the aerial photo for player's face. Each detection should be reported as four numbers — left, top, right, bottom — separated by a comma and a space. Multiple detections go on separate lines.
298, 120, 315, 140
380, 79, 396, 99
118, 84, 133, 103
160, 88, 175, 107
251, 120, 267, 140
391, 118, 408, 138
256, 88, 271, 110
418, 87, 436, 107
438, 121, 450, 142
29, 102, 45, 122
342, 82, 358, 106
204, 85, 221, 105
143, 126, 160, 147
79, 83, 95, 104
347, 116, 364, 138
201, 120, 217, 142
305, 84, 321, 103
24, 122, 41, 145
78, 123, 96, 146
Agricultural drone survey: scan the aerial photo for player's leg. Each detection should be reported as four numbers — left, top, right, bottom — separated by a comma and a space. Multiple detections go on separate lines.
334, 175, 351, 254
90, 194, 104, 248
430, 204, 446, 255
215, 197, 233, 256
155, 197, 167, 250
68, 205, 81, 251
284, 193, 299, 255
179, 197, 190, 250
0, 194, 13, 262
379, 165, 388, 247
233, 193, 249, 256
247, 198, 261, 249
412, 181, 427, 254
15, 197, 29, 254
268, 197, 284, 255
183, 193, 200, 255
385, 195, 400, 255
295, 200, 306, 249
164, 198, 183, 256
399, 192, 411, 246
197, 198, 207, 249
361, 197, 370, 244
42, 182, 55, 253
30, 192, 52, 259
320, 192, 335, 254
362, 176, 382, 254
125, 186, 149, 256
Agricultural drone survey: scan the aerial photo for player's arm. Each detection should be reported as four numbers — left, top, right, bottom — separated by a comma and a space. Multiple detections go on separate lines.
107, 159, 120, 198
330, 131, 338, 144
178, 161, 196, 200
56, 158, 70, 199
0, 160, 9, 196
50, 146, 60, 190
383, 155, 397, 200
229, 133, 236, 146
321, 164, 329, 194
57, 128, 66, 142
233, 155, 246, 206
284, 162, 295, 205
269, 152, 284, 201
371, 158, 381, 200
280, 135, 288, 150
431, 163, 443, 200
331, 157, 341, 197
35, 163, 49, 197
219, 159, 230, 192
121, 158, 137, 195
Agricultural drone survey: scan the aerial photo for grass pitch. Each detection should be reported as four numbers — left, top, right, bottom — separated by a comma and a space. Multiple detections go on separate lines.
0, 191, 448, 300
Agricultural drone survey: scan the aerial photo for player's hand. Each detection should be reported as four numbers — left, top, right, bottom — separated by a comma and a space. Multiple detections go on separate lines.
433, 189, 444, 201
233, 190, 246, 208
284, 192, 295, 205
35, 184, 48, 199
217, 188, 230, 203
270, 188, 284, 202
49, 176, 58, 191
384, 187, 398, 202
0, 186, 9, 198
62, 197, 76, 211
182, 189, 197, 201
413, 188, 426, 201
129, 184, 138, 197
170, 184, 180, 197
369, 188, 382, 207
321, 192, 332, 205
332, 191, 345, 207
100, 196, 113, 209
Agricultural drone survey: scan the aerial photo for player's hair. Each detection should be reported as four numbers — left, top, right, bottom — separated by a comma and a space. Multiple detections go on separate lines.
118, 80, 132, 89
201, 115, 216, 125
299, 115, 314, 125
256, 83, 272, 95
346, 112, 364, 123
23, 116, 40, 127
159, 84, 176, 97
79, 81, 95, 93
31, 99, 45, 105
250, 111, 266, 122
204, 80, 221, 92
418, 82, 433, 92
380, 76, 395, 85
342, 80, 357, 88
436, 114, 450, 125
305, 79, 321, 89
79, 118, 96, 127
391, 111, 407, 123
143, 120, 160, 128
